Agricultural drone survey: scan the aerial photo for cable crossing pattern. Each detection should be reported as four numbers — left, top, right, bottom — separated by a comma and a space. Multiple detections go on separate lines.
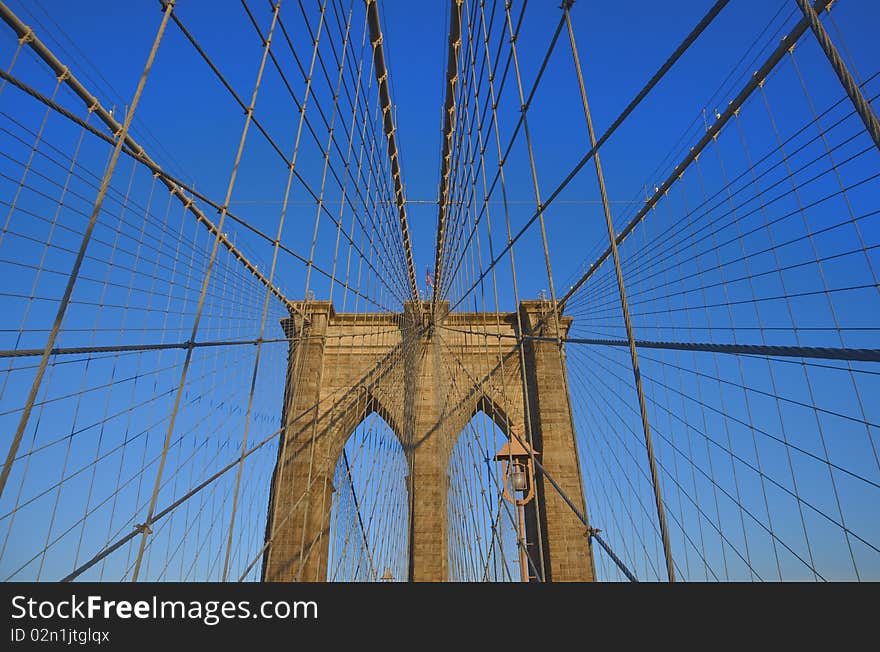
0, 0, 877, 582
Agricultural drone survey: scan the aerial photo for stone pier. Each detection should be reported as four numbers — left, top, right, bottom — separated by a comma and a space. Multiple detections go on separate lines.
262, 300, 595, 582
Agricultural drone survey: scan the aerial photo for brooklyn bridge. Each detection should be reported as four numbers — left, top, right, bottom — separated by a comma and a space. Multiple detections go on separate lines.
0, 0, 877, 582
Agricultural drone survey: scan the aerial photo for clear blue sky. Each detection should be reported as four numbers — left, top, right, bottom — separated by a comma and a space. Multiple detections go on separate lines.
9, 0, 876, 306
0, 0, 878, 582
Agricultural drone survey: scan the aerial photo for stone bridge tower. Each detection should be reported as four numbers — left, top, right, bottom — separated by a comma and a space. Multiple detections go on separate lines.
262, 300, 595, 582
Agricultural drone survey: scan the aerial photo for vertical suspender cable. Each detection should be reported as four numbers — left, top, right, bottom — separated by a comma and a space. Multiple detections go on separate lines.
563, 2, 675, 581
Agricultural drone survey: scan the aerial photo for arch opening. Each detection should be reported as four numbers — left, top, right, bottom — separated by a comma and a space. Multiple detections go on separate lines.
446, 405, 524, 582
326, 410, 409, 582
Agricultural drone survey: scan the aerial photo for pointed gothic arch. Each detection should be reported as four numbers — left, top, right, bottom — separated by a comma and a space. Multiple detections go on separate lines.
446, 407, 522, 581
265, 300, 596, 582
326, 409, 409, 582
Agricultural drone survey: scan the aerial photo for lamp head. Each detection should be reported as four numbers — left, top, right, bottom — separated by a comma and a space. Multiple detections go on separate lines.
508, 462, 528, 492
494, 435, 540, 505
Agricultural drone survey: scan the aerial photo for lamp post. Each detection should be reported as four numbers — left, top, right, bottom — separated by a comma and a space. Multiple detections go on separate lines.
494, 434, 539, 582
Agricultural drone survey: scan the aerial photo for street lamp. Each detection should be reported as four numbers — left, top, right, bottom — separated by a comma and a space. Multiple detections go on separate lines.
508, 462, 528, 493
494, 435, 539, 506
494, 433, 540, 582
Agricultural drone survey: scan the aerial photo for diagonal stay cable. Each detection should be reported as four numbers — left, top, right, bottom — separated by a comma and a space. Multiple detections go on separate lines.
0, 2, 304, 318
446, 0, 732, 312
557, 0, 836, 311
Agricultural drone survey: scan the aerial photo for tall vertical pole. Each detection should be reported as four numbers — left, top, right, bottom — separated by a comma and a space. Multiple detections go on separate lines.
517, 503, 528, 582
563, 2, 675, 581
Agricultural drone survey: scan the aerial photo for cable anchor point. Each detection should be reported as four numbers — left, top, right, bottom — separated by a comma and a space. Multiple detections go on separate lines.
135, 522, 153, 535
